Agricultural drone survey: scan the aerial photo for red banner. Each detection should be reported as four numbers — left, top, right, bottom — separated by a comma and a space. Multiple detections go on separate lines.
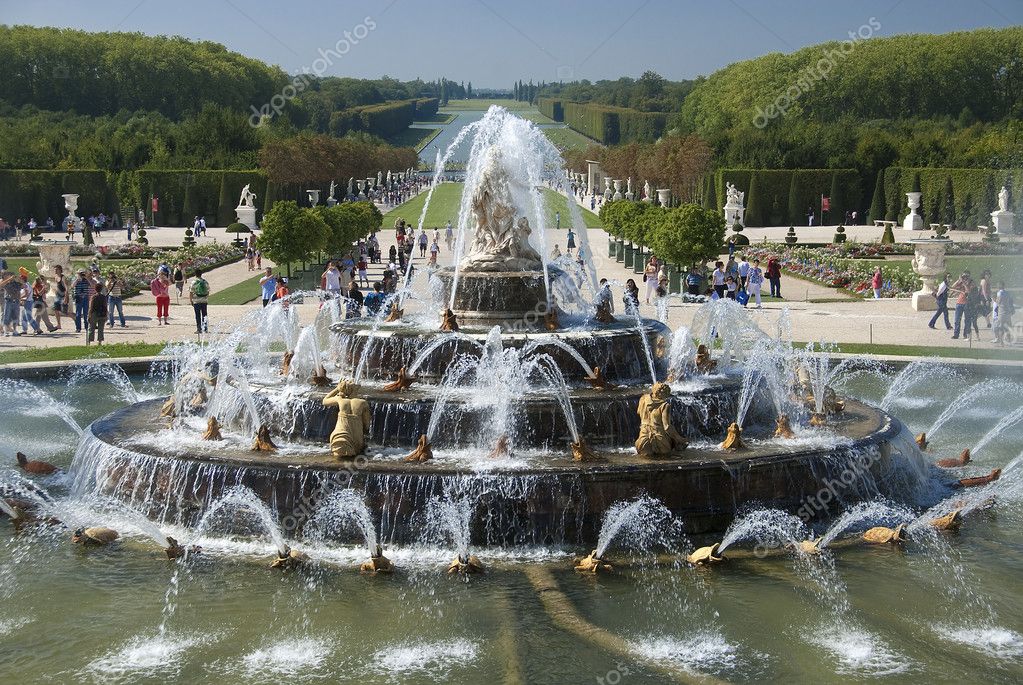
821, 196, 830, 211
152, 196, 159, 212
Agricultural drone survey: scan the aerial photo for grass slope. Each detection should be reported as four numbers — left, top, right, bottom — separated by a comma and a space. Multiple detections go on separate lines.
381, 183, 602, 230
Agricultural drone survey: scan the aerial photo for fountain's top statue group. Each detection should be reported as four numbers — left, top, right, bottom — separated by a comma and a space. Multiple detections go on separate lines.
461, 147, 543, 273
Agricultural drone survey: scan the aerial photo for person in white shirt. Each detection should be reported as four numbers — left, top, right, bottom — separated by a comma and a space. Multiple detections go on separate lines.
737, 255, 751, 290
445, 221, 454, 250
322, 261, 342, 297
712, 261, 726, 298
747, 259, 765, 308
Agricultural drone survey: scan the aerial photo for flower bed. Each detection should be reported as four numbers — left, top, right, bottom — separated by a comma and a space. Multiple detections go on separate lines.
97, 244, 243, 297
744, 245, 919, 298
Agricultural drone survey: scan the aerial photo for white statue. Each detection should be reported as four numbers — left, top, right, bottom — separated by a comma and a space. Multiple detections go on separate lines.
999, 186, 1010, 213
238, 184, 257, 207
328, 180, 337, 201
643, 180, 652, 201
725, 182, 744, 207
460, 146, 542, 272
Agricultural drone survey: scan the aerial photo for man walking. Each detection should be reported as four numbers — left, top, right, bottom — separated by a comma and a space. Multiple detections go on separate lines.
928, 274, 952, 330
767, 257, 782, 298
189, 269, 210, 334
950, 271, 972, 339
72, 268, 91, 333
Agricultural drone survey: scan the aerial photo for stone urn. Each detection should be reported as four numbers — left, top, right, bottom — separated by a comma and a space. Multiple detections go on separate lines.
306, 189, 320, 206
656, 188, 671, 207
909, 238, 952, 311
612, 179, 623, 201
903, 192, 923, 231
32, 240, 75, 279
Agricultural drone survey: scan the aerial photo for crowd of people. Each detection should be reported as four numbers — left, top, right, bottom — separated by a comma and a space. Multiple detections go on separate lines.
928, 269, 1015, 345
0, 255, 214, 344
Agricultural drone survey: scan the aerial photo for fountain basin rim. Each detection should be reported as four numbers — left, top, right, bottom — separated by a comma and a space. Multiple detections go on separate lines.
85, 398, 899, 477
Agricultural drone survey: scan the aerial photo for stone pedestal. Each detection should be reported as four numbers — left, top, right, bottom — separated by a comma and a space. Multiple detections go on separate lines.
991, 209, 1014, 235
903, 192, 923, 231
32, 240, 74, 278
723, 203, 745, 229
612, 179, 623, 201
235, 205, 258, 232
909, 238, 951, 311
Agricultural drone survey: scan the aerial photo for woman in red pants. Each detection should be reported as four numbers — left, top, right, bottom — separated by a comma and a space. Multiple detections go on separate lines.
150, 270, 171, 325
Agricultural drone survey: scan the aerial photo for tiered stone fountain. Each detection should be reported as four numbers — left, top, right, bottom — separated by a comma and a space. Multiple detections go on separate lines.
79, 108, 911, 548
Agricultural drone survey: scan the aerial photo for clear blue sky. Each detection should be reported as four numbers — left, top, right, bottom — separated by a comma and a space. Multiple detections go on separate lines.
1, 0, 1020, 87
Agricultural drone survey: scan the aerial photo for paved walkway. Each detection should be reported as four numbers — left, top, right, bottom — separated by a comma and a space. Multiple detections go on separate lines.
1, 195, 1018, 356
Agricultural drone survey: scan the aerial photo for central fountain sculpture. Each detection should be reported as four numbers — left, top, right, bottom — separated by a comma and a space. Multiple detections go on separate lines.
74, 106, 920, 556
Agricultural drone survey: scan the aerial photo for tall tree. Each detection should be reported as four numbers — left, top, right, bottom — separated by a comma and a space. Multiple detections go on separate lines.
257, 201, 329, 276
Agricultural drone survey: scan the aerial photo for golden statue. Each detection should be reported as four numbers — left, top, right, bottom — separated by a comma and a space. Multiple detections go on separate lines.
385, 305, 403, 322
360, 545, 394, 574
280, 351, 295, 377
440, 308, 459, 332
202, 416, 223, 441
252, 425, 277, 452
585, 366, 615, 390
686, 543, 724, 565
863, 523, 907, 544
322, 380, 371, 459
571, 440, 602, 462
403, 434, 433, 463
447, 554, 484, 576
774, 414, 795, 439
160, 396, 177, 418
383, 366, 417, 392
488, 435, 512, 459
695, 344, 717, 374
915, 432, 929, 450
720, 421, 747, 450
930, 509, 963, 531
575, 549, 613, 574
635, 382, 687, 457
936, 449, 971, 468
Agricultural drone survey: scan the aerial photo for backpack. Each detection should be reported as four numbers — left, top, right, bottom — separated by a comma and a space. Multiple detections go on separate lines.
192, 278, 209, 298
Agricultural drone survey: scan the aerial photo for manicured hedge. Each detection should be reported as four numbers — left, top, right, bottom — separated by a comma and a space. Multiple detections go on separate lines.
710, 168, 861, 226
879, 166, 1022, 231
0, 170, 115, 222
414, 98, 439, 118
537, 98, 564, 121
329, 100, 416, 138
560, 102, 666, 144
135, 170, 267, 227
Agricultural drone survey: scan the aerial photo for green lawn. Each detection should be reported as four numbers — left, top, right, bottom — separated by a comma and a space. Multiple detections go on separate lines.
413, 112, 456, 124
207, 275, 261, 305
441, 98, 534, 110
838, 255, 1022, 283
793, 340, 1023, 362
0, 342, 168, 365
2, 257, 93, 279
386, 126, 443, 152
381, 183, 602, 230
543, 126, 597, 152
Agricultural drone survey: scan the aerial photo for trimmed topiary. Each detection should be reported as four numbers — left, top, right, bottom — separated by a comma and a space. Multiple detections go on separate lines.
833, 225, 847, 243
784, 226, 798, 245
226, 222, 251, 246
731, 223, 750, 245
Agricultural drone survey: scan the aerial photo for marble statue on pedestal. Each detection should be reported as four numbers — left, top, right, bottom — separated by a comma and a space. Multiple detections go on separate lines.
235, 185, 258, 231
460, 146, 543, 272
991, 185, 1014, 235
